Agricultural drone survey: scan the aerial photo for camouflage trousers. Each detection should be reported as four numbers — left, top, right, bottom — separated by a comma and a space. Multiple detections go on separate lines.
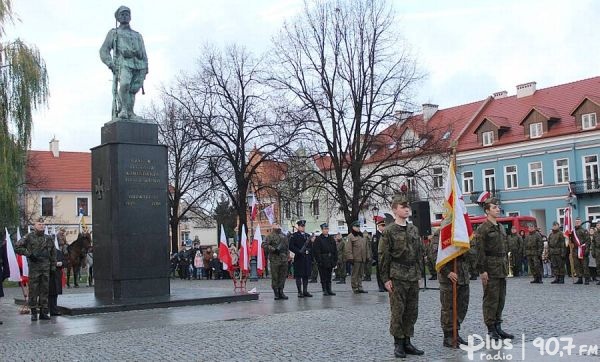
527, 256, 542, 278
439, 283, 469, 332
550, 255, 565, 276
270, 261, 288, 289
510, 253, 521, 276
572, 255, 590, 278
335, 260, 346, 279
482, 277, 506, 327
389, 279, 419, 338
28, 268, 50, 310
364, 262, 372, 279
350, 261, 364, 291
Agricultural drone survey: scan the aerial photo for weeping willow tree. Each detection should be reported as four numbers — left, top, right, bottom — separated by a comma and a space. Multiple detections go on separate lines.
0, 0, 49, 227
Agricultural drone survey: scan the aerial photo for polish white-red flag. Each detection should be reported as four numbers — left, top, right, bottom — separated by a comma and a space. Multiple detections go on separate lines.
15, 227, 28, 283
239, 225, 250, 272
250, 194, 258, 221
218, 225, 233, 271
5, 228, 22, 282
436, 160, 473, 271
250, 225, 266, 276
563, 207, 584, 259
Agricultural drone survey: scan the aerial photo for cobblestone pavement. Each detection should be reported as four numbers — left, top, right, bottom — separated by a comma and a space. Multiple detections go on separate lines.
0, 275, 599, 361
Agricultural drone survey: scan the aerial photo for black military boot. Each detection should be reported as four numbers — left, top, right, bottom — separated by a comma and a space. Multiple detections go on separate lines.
326, 281, 336, 296
302, 281, 313, 297
584, 277, 590, 285
596, 280, 600, 285
273, 288, 281, 300
39, 309, 51, 320
404, 338, 424, 355
574, 277, 583, 284
457, 333, 468, 346
487, 324, 501, 340
279, 289, 288, 300
550, 276, 559, 284
442, 331, 455, 348
394, 338, 406, 358
559, 275, 565, 284
336, 277, 346, 284
495, 323, 514, 339
321, 284, 330, 296
30, 308, 38, 321
538, 276, 543, 284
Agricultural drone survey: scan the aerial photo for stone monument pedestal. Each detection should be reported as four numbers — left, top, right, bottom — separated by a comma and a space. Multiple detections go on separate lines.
91, 121, 170, 300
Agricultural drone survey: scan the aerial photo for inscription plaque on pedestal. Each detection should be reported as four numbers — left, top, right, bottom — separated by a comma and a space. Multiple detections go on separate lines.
91, 121, 169, 300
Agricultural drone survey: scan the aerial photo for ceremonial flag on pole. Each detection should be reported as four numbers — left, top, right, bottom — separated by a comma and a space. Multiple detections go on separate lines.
263, 203, 276, 225
436, 160, 473, 271
27, 225, 31, 234
250, 225, 266, 276
239, 225, 249, 272
218, 225, 233, 271
15, 227, 29, 283
563, 207, 584, 259
250, 195, 258, 221
54, 232, 60, 250
5, 228, 22, 282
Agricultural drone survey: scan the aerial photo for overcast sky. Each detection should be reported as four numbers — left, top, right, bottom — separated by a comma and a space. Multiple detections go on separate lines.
5, 0, 600, 152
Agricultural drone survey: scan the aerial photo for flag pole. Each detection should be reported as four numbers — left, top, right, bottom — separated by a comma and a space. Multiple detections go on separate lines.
451, 141, 458, 349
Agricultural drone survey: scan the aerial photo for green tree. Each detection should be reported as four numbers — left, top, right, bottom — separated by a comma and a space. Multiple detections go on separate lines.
0, 0, 49, 227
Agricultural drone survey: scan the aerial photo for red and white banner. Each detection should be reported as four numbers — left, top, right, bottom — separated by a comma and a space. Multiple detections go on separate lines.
436, 160, 473, 271
477, 190, 491, 203
218, 225, 233, 271
239, 225, 249, 272
564, 207, 584, 260
5, 228, 22, 282
250, 195, 258, 221
250, 225, 266, 276
263, 203, 276, 225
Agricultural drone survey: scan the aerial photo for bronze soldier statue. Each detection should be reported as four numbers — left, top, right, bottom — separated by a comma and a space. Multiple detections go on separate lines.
379, 194, 424, 358
475, 198, 514, 341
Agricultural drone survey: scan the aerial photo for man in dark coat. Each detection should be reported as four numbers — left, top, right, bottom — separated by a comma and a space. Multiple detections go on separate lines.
289, 220, 313, 298
48, 249, 65, 316
372, 217, 387, 292
1, 239, 11, 325
313, 223, 338, 296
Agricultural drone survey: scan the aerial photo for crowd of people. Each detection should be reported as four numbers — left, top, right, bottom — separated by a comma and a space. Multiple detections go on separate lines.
170, 241, 224, 280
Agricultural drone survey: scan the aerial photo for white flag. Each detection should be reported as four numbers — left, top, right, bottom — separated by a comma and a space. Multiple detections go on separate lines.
263, 204, 276, 225
16, 228, 28, 277
5, 228, 22, 282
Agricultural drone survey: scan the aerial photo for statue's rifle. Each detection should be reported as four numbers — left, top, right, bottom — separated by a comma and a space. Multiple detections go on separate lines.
111, 20, 119, 119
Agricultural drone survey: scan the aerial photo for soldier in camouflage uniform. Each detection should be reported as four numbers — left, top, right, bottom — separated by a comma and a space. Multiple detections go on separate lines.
265, 223, 289, 300
379, 195, 424, 358
475, 198, 514, 341
431, 227, 471, 348
548, 221, 566, 284
524, 224, 544, 284
15, 218, 56, 321
592, 228, 600, 285
425, 233, 438, 280
506, 226, 522, 277
571, 217, 591, 285
335, 233, 347, 284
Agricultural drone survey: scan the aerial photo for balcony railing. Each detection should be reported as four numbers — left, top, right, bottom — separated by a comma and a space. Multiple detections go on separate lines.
570, 180, 600, 195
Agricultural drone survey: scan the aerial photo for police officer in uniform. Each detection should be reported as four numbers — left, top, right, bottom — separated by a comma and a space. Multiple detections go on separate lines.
289, 220, 313, 298
372, 217, 387, 292
524, 224, 544, 283
548, 221, 566, 284
313, 223, 338, 296
379, 195, 424, 358
475, 198, 513, 340
265, 223, 289, 300
15, 218, 56, 321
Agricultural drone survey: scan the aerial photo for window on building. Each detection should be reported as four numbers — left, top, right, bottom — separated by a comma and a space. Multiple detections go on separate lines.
508, 211, 520, 217
557, 208, 567, 226
529, 122, 543, 138
582, 113, 597, 130
554, 159, 569, 184
432, 167, 443, 188
483, 169, 496, 191
463, 171, 474, 193
529, 162, 543, 186
284, 202, 291, 220
482, 131, 494, 146
504, 165, 518, 189
41, 197, 53, 217
180, 231, 190, 244
583, 155, 599, 190
77, 197, 89, 216
296, 201, 304, 218
312, 199, 319, 216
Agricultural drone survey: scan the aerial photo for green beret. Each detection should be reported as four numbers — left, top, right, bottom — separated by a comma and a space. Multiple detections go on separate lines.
391, 194, 409, 206
351, 220, 360, 227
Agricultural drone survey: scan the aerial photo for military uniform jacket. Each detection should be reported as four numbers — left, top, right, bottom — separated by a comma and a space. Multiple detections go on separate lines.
345, 231, 371, 263
524, 232, 543, 257
507, 235, 522, 254
15, 231, 56, 272
548, 230, 565, 256
100, 27, 148, 71
593, 232, 600, 259
313, 234, 338, 268
475, 220, 508, 278
572, 226, 591, 257
371, 231, 383, 264
378, 223, 422, 283
336, 240, 345, 263
265, 230, 289, 265
289, 231, 312, 276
